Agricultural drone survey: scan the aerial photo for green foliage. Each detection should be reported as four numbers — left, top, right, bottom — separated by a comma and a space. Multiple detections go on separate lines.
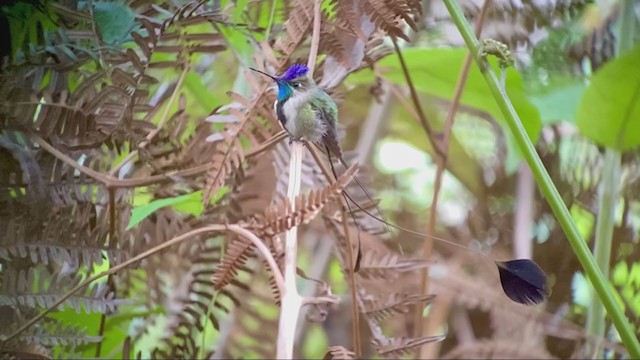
90, 2, 137, 45
48, 307, 127, 358
528, 77, 587, 124
612, 261, 640, 328
127, 188, 228, 229
569, 202, 595, 242
577, 45, 640, 151
184, 71, 218, 112
2, 0, 56, 58
530, 24, 584, 74
349, 48, 542, 142
5, 0, 640, 358
302, 324, 329, 359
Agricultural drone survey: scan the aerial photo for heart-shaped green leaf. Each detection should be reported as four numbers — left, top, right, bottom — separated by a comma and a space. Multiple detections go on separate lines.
576, 46, 640, 151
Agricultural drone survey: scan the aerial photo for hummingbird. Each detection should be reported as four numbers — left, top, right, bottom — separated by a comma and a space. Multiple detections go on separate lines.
248, 64, 344, 160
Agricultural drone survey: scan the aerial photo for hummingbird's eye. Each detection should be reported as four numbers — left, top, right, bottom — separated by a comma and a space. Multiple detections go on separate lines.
292, 82, 301, 88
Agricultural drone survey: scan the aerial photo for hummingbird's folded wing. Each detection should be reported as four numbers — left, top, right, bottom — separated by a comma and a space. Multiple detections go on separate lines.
304, 104, 341, 162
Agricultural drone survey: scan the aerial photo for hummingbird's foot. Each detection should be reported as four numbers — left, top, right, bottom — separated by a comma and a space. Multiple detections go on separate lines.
288, 136, 304, 146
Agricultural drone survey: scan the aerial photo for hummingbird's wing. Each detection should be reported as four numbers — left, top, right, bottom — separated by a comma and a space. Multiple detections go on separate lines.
308, 96, 344, 160
320, 114, 343, 160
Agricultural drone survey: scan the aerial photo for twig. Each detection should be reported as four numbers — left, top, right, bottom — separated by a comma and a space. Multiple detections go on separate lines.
415, 1, 491, 355
29, 129, 286, 191
95, 188, 117, 357
340, 204, 362, 356
390, 37, 443, 157
264, 0, 278, 41
276, 141, 305, 359
303, 296, 340, 305
229, 225, 285, 294
355, 83, 392, 164
29, 132, 113, 185
306, 0, 322, 77
1, 224, 280, 344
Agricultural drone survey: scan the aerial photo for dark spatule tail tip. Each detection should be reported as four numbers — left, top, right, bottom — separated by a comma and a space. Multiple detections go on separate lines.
495, 259, 549, 305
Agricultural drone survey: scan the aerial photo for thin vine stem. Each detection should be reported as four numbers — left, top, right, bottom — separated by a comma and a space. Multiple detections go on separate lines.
442, 0, 640, 356
264, 0, 278, 41
415, 3, 491, 353
586, 1, 636, 356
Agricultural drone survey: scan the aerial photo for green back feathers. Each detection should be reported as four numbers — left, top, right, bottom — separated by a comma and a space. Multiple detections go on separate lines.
310, 89, 338, 125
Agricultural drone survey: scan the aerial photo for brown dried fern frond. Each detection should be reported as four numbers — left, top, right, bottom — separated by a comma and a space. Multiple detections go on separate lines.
359, 0, 420, 41
442, 339, 556, 359
151, 242, 246, 359
373, 335, 446, 357
0, 267, 125, 314
251, 164, 359, 238
5, 319, 102, 353
356, 249, 429, 280
212, 235, 254, 290
202, 130, 246, 205
274, 0, 315, 57
0, 201, 121, 269
320, 12, 351, 66
219, 272, 280, 358
361, 292, 435, 322
426, 0, 593, 51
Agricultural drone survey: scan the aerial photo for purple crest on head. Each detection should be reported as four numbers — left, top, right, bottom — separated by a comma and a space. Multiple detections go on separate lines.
279, 64, 309, 82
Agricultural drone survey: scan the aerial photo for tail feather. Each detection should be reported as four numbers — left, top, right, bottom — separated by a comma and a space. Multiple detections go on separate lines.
319, 141, 394, 236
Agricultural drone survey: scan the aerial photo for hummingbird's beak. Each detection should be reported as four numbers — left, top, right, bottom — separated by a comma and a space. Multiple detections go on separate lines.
249, 67, 278, 82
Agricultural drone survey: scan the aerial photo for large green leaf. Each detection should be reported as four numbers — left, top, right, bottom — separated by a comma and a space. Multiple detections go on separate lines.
528, 77, 587, 125
89, 2, 137, 45
126, 191, 204, 230
576, 46, 640, 151
348, 48, 542, 142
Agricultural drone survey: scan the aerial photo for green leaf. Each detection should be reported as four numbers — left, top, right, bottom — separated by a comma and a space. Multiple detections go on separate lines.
302, 324, 329, 359
184, 71, 217, 112
613, 261, 629, 286
171, 192, 205, 217
91, 2, 136, 45
528, 78, 587, 124
576, 45, 640, 151
349, 48, 542, 142
569, 203, 595, 241
127, 192, 202, 230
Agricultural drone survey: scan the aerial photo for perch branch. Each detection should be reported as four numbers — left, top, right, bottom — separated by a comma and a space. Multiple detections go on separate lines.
276, 141, 305, 359
275, 2, 322, 357
306, 0, 322, 77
